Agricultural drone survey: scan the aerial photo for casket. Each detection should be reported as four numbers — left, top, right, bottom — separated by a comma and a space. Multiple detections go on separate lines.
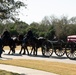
67, 35, 76, 42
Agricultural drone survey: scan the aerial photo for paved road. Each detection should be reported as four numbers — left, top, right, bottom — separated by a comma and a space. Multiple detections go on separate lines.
1, 50, 76, 64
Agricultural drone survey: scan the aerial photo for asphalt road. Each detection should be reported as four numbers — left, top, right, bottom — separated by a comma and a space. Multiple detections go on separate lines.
1, 50, 76, 64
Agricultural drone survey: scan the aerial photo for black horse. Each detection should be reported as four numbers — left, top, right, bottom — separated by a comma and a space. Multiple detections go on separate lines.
19, 36, 46, 55
12, 33, 35, 55
29, 37, 46, 55
1, 31, 16, 54
19, 36, 36, 55
13, 34, 24, 46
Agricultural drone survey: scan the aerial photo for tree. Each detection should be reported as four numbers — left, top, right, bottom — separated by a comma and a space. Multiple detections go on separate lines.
40, 16, 51, 25
69, 17, 76, 24
14, 21, 28, 34
0, 0, 27, 23
45, 25, 55, 40
51, 16, 68, 39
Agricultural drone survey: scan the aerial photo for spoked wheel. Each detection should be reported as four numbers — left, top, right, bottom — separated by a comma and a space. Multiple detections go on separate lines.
42, 47, 53, 57
66, 48, 76, 60
54, 48, 65, 57
42, 40, 53, 57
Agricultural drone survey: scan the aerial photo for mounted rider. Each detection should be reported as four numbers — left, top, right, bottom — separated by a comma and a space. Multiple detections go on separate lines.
1, 29, 11, 41
23, 30, 35, 44
0, 38, 4, 57
26, 30, 34, 40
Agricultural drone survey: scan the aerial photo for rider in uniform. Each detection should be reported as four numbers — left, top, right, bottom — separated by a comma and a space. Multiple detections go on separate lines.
0, 38, 4, 57
2, 29, 11, 40
23, 30, 35, 44
26, 30, 34, 39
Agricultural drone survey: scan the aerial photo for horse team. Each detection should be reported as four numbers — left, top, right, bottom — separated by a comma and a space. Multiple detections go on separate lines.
0, 30, 47, 57
0, 30, 76, 60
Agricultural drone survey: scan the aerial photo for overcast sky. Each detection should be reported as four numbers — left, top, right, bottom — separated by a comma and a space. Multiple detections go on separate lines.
19, 0, 76, 24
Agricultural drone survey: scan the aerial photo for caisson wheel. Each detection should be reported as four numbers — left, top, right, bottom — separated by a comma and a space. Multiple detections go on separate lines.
42, 40, 53, 57
42, 47, 53, 57
54, 48, 65, 57
66, 48, 76, 60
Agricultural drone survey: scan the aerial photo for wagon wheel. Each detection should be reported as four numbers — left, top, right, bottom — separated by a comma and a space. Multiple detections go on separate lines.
54, 48, 65, 57
42, 47, 53, 57
42, 40, 53, 57
65, 48, 76, 60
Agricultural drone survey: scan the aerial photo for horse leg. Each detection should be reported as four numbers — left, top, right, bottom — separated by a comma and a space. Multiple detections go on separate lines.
2, 46, 5, 52
8, 48, 11, 54
12, 48, 15, 54
26, 47, 29, 55
23, 46, 29, 55
0, 49, 2, 57
30, 47, 34, 55
0, 53, 2, 57
35, 47, 38, 56
33, 47, 36, 55
0, 54, 1, 57
19, 46, 23, 54
23, 47, 26, 55
10, 46, 15, 54
7, 46, 11, 54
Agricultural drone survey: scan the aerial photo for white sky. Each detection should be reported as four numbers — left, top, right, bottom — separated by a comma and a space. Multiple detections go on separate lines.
19, 0, 76, 24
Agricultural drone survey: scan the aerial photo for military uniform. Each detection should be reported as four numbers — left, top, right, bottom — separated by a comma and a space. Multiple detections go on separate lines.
0, 38, 3, 57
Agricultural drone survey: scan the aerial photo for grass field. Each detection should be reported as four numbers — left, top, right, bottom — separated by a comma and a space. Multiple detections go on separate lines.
0, 59, 76, 75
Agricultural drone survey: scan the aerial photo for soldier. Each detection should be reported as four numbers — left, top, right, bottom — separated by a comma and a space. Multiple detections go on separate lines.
2, 29, 11, 40
26, 30, 34, 39
0, 38, 3, 57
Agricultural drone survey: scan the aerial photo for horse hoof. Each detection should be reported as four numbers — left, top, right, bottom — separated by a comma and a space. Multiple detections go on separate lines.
8, 53, 10, 54
23, 53, 26, 55
11, 53, 15, 55
2, 50, 5, 52
29, 53, 31, 55
19, 52, 21, 54
0, 56, 2, 58
0, 55, 2, 58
